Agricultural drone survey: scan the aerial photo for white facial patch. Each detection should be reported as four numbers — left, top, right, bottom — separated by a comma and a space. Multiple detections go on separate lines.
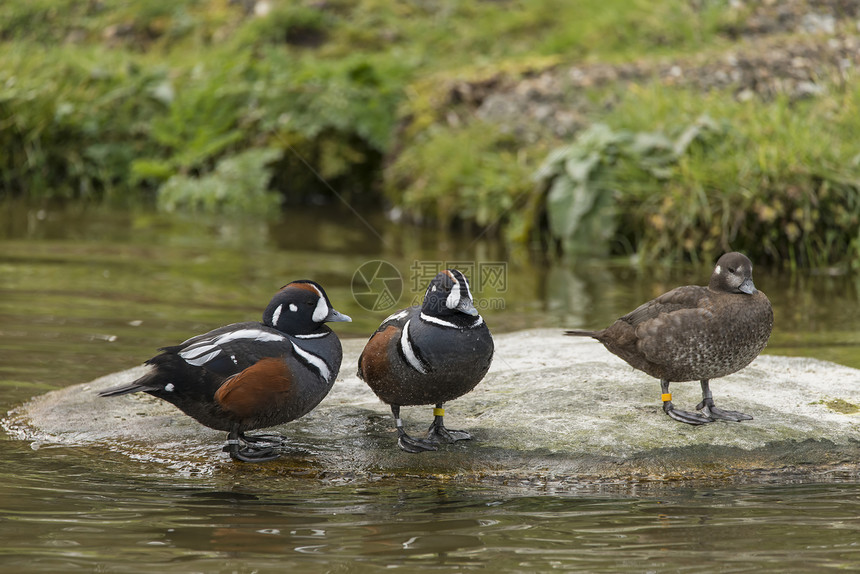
291, 342, 331, 382
399, 319, 428, 374
301, 283, 329, 323
714, 264, 722, 275
461, 274, 473, 302
164, 383, 175, 392
312, 295, 329, 323
445, 277, 461, 310
289, 303, 298, 312
271, 304, 283, 325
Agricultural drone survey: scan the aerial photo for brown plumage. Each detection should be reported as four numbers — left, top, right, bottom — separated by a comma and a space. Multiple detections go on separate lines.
357, 325, 398, 399
566, 252, 773, 425
215, 357, 294, 421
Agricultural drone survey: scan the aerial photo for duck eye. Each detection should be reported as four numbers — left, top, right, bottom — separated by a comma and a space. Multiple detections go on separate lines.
728, 267, 736, 274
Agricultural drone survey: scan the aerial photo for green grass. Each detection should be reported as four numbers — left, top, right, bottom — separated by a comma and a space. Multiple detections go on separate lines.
2, 0, 858, 267
385, 121, 536, 229
0, 0, 733, 200
387, 77, 860, 269
602, 83, 860, 268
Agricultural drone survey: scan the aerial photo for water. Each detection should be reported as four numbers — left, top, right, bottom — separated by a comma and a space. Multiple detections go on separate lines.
3, 443, 860, 571
1, 200, 860, 571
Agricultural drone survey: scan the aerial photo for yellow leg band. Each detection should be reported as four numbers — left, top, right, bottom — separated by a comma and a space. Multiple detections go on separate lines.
661, 393, 672, 402
433, 407, 445, 417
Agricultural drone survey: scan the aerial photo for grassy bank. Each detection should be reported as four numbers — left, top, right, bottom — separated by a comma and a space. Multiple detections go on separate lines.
400, 81, 860, 269
2, 1, 858, 268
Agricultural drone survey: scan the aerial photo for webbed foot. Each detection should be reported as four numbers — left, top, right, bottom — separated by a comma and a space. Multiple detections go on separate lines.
663, 401, 714, 425
426, 405, 471, 443
223, 429, 282, 462
661, 380, 714, 425
391, 404, 437, 453
695, 380, 753, 422
696, 399, 753, 422
397, 432, 439, 453
427, 421, 471, 443
223, 440, 281, 463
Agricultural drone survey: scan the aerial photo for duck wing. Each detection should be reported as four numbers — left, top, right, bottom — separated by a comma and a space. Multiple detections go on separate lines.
621, 285, 710, 327
162, 322, 291, 377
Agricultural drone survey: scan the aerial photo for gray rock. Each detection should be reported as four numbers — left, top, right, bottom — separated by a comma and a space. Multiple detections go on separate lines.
4, 330, 860, 482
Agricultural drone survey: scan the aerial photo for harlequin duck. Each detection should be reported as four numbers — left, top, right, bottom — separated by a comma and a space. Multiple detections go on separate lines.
566, 252, 773, 425
357, 269, 494, 453
99, 280, 351, 462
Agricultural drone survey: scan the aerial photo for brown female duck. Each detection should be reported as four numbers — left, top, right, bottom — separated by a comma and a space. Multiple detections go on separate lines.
566, 252, 773, 424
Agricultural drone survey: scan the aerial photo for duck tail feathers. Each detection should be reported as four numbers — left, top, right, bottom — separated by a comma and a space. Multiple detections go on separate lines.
98, 383, 148, 397
98, 371, 161, 397
564, 329, 597, 338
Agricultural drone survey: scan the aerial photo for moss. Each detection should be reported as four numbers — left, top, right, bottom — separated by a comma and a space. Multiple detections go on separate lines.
819, 399, 860, 415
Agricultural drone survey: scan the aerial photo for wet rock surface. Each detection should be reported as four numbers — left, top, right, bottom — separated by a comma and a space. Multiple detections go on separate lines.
4, 329, 860, 483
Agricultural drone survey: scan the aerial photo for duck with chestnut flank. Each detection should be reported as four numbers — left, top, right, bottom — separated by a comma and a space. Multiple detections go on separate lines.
99, 280, 351, 462
357, 269, 494, 453
565, 252, 773, 425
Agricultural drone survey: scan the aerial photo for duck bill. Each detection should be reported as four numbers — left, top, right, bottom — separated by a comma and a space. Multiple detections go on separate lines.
738, 278, 757, 295
456, 298, 479, 316
325, 309, 352, 322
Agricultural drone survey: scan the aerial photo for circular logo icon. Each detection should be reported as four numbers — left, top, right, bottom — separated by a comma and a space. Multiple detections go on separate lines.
351, 260, 403, 312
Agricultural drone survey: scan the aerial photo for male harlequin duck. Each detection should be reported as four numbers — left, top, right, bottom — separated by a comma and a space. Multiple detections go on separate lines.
565, 252, 773, 425
357, 269, 494, 453
99, 280, 351, 462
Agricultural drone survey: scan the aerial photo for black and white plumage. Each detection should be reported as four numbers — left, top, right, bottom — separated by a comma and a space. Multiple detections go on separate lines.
566, 252, 773, 425
99, 280, 351, 462
357, 269, 494, 453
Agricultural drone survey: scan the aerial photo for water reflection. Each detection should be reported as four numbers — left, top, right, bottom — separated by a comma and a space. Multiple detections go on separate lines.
1, 200, 860, 572
2, 439, 859, 571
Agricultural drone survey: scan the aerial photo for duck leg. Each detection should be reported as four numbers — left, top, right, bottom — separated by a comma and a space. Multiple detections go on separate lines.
427, 404, 471, 443
661, 380, 714, 425
392, 405, 438, 453
695, 379, 753, 422
223, 426, 281, 462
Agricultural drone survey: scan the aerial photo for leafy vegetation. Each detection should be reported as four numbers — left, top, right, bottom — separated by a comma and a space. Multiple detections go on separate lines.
476, 85, 860, 269
1, 0, 859, 267
0, 0, 731, 201
384, 121, 535, 230
157, 147, 280, 215
601, 85, 860, 269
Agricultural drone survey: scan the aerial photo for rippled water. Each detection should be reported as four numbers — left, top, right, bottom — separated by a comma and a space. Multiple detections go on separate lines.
1, 200, 859, 571
3, 440, 860, 572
